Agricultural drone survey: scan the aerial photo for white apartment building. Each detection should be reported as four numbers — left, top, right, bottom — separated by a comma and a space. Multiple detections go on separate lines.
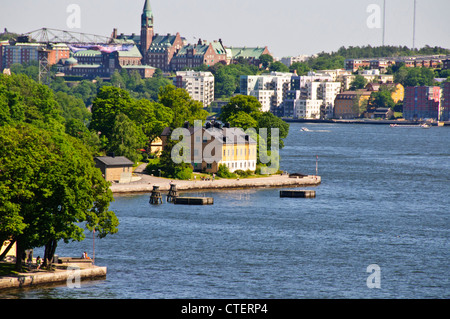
292, 81, 341, 119
294, 99, 323, 119
174, 70, 215, 106
319, 82, 342, 118
240, 72, 293, 114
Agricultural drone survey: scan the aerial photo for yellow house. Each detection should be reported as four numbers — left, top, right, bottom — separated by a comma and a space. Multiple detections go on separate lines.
389, 83, 405, 103
1, 239, 16, 258
149, 137, 163, 156
161, 121, 257, 174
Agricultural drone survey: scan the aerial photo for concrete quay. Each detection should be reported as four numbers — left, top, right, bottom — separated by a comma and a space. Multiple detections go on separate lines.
110, 172, 321, 194
0, 264, 107, 290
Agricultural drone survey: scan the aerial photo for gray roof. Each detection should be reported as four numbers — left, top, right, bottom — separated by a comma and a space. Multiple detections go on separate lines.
95, 156, 134, 166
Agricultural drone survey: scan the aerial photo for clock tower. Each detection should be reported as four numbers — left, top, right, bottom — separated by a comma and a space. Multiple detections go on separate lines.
140, 0, 154, 57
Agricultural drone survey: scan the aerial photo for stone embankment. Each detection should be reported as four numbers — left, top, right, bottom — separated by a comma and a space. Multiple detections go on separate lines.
110, 170, 321, 194
0, 262, 106, 290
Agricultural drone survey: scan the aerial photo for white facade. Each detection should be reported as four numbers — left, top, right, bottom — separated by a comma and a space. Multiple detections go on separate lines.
295, 81, 341, 118
240, 72, 293, 113
174, 70, 215, 106
319, 82, 342, 118
294, 99, 323, 119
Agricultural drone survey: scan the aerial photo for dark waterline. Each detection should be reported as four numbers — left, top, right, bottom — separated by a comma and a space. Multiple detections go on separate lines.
2, 123, 449, 299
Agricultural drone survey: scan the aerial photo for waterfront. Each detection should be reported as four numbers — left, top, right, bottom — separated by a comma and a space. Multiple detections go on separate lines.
2, 123, 449, 299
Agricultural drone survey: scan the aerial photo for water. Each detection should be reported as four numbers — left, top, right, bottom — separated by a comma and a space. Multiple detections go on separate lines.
2, 123, 449, 299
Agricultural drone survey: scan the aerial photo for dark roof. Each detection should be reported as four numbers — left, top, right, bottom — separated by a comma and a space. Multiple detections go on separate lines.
94, 156, 134, 166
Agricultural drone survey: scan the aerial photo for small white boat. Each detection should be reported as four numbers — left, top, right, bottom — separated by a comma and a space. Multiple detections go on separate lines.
390, 123, 431, 129
300, 127, 310, 132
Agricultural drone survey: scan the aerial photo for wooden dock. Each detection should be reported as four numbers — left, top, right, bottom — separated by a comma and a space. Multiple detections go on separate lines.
174, 197, 214, 205
280, 190, 316, 198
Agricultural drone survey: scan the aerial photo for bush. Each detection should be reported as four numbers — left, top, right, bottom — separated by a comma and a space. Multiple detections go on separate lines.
217, 164, 236, 178
234, 169, 253, 178
145, 158, 160, 174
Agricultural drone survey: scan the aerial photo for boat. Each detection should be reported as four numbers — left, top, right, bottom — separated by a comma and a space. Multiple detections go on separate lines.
389, 123, 431, 128
300, 127, 311, 132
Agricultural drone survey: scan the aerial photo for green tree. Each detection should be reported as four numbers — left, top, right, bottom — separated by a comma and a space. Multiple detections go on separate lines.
158, 84, 208, 129
259, 54, 273, 69
289, 62, 310, 76
269, 61, 289, 73
90, 86, 133, 140
127, 99, 174, 149
108, 113, 147, 162
257, 112, 290, 149
227, 111, 258, 130
368, 90, 395, 110
0, 124, 117, 270
350, 75, 368, 90
158, 138, 193, 180
0, 73, 64, 132
219, 95, 262, 123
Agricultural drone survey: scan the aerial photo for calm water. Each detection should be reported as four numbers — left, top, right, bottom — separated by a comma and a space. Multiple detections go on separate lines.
2, 123, 449, 299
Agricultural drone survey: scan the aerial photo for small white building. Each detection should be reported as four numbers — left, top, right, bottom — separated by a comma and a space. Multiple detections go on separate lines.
174, 70, 215, 107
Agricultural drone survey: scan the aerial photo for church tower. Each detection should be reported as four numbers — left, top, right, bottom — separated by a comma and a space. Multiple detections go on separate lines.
140, 0, 154, 57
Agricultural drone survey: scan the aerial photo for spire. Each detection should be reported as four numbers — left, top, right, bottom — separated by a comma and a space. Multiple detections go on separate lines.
141, 0, 153, 27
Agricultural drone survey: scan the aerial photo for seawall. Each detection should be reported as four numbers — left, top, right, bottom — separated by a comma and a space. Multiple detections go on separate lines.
0, 266, 107, 290
110, 175, 321, 194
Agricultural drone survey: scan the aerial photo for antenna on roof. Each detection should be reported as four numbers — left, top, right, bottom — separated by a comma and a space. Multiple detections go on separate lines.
412, 0, 417, 51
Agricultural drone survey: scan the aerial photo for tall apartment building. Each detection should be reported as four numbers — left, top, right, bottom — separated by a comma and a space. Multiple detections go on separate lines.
441, 82, 450, 121
174, 70, 215, 107
403, 86, 441, 120
284, 73, 341, 119
240, 72, 293, 114
294, 99, 323, 119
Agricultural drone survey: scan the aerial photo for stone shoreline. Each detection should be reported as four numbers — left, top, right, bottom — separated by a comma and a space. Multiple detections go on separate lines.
110, 173, 321, 194
0, 265, 107, 290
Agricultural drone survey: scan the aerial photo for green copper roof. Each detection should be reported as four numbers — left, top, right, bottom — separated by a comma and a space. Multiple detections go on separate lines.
228, 47, 267, 59
141, 0, 153, 27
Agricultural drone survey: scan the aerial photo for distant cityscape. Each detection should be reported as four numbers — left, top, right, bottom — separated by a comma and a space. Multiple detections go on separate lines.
1, 0, 449, 122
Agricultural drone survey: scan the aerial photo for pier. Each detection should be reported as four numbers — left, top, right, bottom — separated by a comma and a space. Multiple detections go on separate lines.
280, 190, 316, 198
111, 173, 321, 194
0, 259, 106, 290
174, 197, 214, 205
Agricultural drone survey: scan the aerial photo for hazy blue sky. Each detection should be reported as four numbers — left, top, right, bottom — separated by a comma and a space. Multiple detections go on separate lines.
1, 0, 449, 57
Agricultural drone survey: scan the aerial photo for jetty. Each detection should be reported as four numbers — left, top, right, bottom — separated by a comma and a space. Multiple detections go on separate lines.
174, 197, 214, 205
280, 190, 316, 198
0, 258, 106, 290
110, 171, 321, 194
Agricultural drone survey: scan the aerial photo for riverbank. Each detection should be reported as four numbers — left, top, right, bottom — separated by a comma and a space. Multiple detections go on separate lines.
283, 118, 450, 126
0, 262, 106, 290
110, 166, 321, 194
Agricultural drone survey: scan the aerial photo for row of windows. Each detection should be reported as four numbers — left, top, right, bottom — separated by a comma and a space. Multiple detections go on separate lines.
224, 161, 256, 170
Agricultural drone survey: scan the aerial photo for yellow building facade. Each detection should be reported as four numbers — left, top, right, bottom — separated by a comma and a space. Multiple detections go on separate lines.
161, 123, 257, 174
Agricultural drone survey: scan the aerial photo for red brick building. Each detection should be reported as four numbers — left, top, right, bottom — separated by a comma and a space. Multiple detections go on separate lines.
403, 86, 441, 120
138, 0, 184, 72
441, 82, 450, 121
171, 39, 227, 71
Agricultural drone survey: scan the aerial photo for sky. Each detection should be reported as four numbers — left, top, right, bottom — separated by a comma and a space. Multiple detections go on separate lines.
1, 0, 449, 58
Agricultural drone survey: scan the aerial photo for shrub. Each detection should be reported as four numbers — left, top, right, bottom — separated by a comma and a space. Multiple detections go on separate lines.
217, 164, 236, 178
